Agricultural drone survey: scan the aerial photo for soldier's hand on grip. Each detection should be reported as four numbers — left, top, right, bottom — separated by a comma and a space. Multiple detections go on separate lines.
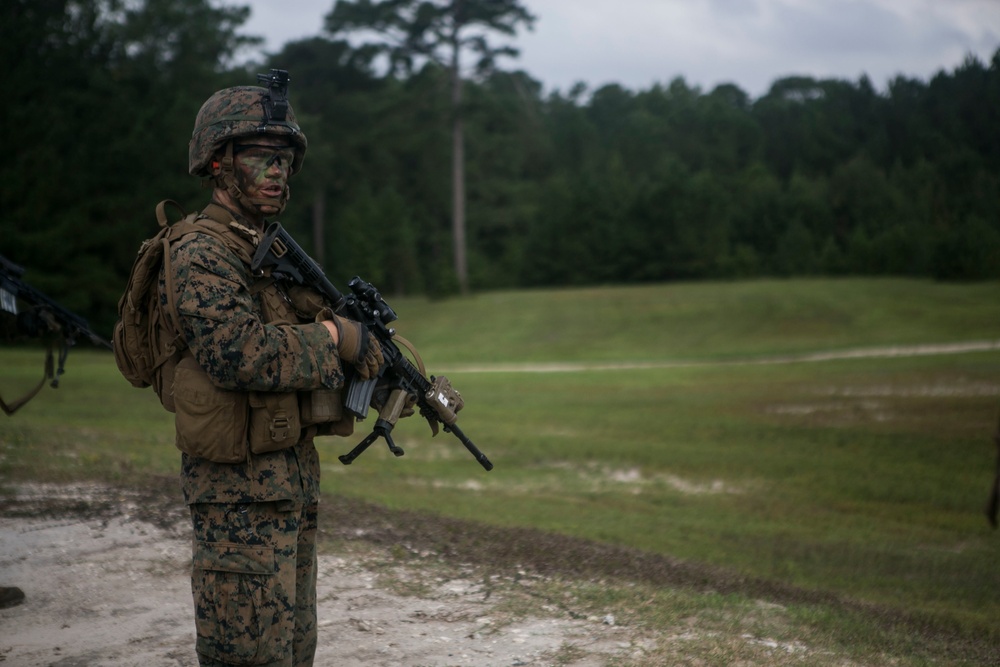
331, 314, 384, 380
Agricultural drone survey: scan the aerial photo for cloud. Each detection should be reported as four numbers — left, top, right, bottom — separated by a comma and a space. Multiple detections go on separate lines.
241, 0, 329, 53
237, 0, 1000, 98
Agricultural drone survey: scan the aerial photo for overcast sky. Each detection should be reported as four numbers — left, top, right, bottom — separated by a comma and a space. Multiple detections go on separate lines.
236, 0, 1000, 99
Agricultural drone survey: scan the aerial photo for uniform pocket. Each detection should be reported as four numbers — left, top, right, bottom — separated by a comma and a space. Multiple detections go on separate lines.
192, 541, 278, 664
173, 356, 249, 463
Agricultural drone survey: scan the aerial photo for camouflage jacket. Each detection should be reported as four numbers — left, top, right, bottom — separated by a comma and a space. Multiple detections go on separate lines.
164, 203, 342, 505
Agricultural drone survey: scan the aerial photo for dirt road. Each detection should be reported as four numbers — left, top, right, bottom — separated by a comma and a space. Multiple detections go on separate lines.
0, 483, 642, 667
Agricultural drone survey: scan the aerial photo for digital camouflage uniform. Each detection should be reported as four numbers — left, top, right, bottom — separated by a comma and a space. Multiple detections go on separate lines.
162, 77, 346, 667
161, 202, 345, 667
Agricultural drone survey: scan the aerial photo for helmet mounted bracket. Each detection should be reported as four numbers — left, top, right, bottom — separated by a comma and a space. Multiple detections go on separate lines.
256, 69, 292, 133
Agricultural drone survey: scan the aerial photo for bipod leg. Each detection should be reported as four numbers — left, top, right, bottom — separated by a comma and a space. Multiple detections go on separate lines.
338, 419, 405, 465
379, 419, 405, 457
338, 429, 382, 465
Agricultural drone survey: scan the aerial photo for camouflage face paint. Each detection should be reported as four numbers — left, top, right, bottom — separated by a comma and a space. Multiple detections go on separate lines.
230, 144, 293, 217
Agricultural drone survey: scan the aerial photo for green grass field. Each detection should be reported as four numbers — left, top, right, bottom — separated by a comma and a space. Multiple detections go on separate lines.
2, 277, 999, 665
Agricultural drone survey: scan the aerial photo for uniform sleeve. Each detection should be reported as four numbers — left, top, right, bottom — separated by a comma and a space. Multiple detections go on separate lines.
168, 234, 344, 392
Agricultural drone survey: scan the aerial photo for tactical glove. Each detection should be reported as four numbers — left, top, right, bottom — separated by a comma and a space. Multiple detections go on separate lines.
372, 383, 418, 420
331, 314, 384, 380
400, 391, 417, 419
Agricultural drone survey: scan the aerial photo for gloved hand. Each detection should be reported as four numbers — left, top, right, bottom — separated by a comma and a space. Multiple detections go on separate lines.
400, 391, 417, 419
330, 314, 384, 380
371, 383, 418, 420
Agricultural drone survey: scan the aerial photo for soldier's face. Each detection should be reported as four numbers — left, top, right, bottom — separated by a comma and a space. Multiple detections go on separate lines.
231, 137, 294, 217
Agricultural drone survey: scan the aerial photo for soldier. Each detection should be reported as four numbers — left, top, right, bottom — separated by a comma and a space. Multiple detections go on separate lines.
166, 73, 383, 666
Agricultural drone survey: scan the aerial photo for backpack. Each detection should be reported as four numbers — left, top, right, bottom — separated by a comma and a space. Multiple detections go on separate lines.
112, 200, 240, 412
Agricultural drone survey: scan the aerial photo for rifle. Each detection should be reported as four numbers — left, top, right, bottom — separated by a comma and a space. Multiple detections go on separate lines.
0, 253, 112, 414
250, 222, 493, 471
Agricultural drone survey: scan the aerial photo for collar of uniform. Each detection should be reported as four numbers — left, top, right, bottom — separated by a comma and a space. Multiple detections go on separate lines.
199, 203, 261, 246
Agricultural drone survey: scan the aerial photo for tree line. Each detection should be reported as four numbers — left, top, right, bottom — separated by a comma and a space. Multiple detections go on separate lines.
3, 0, 999, 334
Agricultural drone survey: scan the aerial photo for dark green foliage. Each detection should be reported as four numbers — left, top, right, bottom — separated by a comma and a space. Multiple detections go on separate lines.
2, 1, 998, 335
2, 0, 255, 331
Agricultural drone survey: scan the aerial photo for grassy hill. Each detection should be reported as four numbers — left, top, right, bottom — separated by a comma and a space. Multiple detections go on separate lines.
2, 277, 999, 665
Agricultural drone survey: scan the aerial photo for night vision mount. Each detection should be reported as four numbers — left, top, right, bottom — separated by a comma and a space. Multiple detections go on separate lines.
256, 68, 291, 130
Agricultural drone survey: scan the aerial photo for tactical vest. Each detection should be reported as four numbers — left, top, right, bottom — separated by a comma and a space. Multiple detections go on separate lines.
114, 201, 351, 465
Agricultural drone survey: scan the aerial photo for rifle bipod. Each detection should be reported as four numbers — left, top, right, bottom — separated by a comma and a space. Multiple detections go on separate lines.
339, 418, 405, 465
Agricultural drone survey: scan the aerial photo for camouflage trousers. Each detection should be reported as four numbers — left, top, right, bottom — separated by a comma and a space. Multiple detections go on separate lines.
189, 500, 318, 667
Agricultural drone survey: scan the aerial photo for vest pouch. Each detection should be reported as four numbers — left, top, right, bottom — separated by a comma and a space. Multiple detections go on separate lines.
314, 418, 356, 438
301, 389, 355, 438
248, 391, 301, 454
173, 357, 249, 463
300, 389, 344, 426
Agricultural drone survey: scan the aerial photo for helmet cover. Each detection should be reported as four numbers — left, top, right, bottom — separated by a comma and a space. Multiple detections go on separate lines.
189, 85, 308, 177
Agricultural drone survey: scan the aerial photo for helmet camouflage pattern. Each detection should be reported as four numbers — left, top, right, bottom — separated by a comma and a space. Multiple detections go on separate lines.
189, 84, 308, 178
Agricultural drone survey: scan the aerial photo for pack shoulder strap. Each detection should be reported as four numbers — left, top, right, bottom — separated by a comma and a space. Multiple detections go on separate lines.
154, 201, 260, 338
154, 201, 198, 350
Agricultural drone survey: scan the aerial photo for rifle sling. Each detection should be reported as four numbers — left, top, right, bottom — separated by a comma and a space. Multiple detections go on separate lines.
0, 344, 55, 415
392, 333, 426, 378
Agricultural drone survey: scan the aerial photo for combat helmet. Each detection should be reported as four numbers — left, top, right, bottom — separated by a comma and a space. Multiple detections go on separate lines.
189, 69, 308, 214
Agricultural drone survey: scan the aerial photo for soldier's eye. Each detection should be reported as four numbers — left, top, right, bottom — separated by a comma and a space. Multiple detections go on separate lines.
234, 145, 295, 170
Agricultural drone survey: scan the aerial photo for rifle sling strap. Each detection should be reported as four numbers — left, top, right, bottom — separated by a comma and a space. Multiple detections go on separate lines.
392, 333, 426, 378
0, 344, 55, 415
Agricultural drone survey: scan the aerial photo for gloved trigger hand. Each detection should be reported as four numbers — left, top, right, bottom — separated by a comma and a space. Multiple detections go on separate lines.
332, 314, 384, 380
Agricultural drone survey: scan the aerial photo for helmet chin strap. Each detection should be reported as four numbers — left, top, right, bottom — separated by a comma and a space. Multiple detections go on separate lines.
214, 141, 290, 216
